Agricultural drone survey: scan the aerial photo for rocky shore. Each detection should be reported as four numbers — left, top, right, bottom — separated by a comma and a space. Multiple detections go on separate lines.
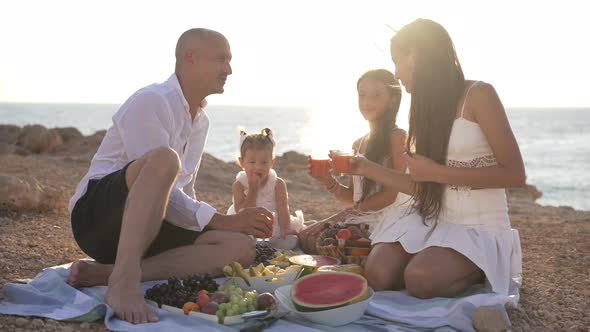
0, 125, 588, 331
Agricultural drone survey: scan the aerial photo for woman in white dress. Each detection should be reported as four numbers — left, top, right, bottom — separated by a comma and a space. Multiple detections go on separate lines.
351, 19, 525, 298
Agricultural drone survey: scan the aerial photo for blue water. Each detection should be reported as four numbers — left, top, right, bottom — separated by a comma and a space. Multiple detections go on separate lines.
1, 103, 589, 211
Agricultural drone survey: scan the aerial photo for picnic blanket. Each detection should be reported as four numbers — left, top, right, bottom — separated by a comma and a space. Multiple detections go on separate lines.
0, 262, 520, 331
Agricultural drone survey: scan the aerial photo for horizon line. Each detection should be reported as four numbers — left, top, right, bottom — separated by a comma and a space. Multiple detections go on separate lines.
0, 100, 589, 110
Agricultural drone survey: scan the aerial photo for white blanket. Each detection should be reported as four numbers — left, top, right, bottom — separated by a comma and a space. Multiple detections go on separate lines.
0, 263, 519, 331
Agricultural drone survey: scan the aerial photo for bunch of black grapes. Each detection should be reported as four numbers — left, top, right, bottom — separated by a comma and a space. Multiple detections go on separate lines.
144, 275, 218, 308
252, 240, 277, 267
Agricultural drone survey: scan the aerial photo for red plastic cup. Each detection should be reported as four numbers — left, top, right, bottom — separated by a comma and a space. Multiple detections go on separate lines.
309, 158, 330, 177
331, 150, 354, 175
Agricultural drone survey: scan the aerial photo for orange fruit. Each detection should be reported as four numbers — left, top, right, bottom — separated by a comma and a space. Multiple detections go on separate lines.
182, 301, 200, 315
197, 293, 210, 307
336, 228, 351, 240
357, 237, 370, 242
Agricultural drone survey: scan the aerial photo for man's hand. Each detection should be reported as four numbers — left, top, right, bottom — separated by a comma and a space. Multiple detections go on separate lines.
233, 207, 274, 238
207, 208, 274, 238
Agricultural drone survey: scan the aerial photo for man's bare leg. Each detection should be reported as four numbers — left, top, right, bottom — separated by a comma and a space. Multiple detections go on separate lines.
104, 147, 180, 324
68, 230, 255, 286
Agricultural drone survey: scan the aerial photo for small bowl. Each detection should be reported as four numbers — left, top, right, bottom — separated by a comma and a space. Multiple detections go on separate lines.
233, 269, 300, 294
270, 235, 299, 250
274, 284, 374, 326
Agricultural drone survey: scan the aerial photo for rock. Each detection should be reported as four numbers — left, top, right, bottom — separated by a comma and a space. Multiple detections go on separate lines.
0, 142, 17, 155
31, 318, 45, 328
0, 124, 21, 144
472, 306, 510, 332
55, 127, 83, 143
0, 174, 65, 211
276, 150, 308, 168
506, 184, 542, 202
16, 125, 63, 153
56, 129, 105, 157
80, 322, 90, 329
15, 317, 28, 327
60, 326, 74, 332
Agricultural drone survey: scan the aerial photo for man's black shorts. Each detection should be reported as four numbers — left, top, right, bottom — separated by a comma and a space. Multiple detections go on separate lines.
71, 161, 201, 264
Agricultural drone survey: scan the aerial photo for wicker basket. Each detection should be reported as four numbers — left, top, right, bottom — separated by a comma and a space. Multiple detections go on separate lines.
316, 223, 371, 266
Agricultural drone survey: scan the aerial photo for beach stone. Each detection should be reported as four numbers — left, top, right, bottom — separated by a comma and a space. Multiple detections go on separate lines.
57, 129, 105, 157
507, 184, 542, 202
0, 124, 21, 144
55, 127, 83, 143
60, 326, 74, 332
0, 142, 17, 155
17, 125, 63, 154
0, 175, 45, 210
15, 317, 28, 327
32, 318, 45, 328
472, 306, 510, 332
0, 174, 66, 211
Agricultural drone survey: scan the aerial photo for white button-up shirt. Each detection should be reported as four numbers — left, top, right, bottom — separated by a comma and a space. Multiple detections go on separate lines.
69, 74, 217, 231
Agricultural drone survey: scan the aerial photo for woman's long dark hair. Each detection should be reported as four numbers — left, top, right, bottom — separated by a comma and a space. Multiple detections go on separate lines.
357, 69, 402, 202
390, 19, 465, 222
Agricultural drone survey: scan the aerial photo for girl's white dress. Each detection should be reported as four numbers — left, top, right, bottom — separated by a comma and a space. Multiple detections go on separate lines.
227, 169, 304, 237
345, 135, 410, 231
370, 82, 523, 295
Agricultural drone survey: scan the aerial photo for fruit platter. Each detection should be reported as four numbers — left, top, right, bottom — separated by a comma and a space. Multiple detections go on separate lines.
143, 240, 374, 327
144, 274, 278, 325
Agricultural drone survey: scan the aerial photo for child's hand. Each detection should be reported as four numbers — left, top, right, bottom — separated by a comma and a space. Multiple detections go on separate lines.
247, 172, 263, 193
404, 153, 440, 182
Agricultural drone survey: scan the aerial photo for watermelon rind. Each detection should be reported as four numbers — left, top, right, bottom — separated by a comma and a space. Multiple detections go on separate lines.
290, 271, 368, 312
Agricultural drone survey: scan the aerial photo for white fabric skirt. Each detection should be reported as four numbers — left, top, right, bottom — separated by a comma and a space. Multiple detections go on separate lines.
370, 188, 522, 295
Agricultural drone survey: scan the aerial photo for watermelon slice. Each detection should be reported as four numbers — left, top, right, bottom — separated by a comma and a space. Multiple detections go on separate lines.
291, 271, 368, 312
288, 255, 340, 276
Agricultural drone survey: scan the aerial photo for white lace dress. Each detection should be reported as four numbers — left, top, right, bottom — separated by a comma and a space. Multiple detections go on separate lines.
370, 84, 523, 295
227, 169, 304, 236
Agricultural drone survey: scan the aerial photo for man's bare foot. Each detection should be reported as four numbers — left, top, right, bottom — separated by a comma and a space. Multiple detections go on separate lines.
67, 260, 112, 287
105, 273, 159, 324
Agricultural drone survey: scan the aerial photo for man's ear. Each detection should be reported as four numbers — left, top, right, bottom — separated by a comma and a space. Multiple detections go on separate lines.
184, 49, 195, 65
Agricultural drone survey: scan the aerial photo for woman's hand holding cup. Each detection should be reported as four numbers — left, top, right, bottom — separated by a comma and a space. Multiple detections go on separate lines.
307, 156, 333, 186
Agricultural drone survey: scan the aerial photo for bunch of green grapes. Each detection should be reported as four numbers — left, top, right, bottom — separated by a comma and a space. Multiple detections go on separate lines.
216, 284, 257, 322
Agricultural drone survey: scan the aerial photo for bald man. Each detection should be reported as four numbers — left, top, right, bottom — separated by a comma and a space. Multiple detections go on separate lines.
66, 28, 273, 324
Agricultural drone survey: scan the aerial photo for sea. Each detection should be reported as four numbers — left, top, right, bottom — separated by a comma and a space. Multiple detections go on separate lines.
1, 102, 589, 211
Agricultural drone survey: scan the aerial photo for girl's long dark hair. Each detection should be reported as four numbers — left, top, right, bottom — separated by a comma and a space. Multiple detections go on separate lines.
357, 69, 402, 202
391, 19, 465, 222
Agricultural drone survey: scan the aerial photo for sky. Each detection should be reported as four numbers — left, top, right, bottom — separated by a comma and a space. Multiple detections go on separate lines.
1, 0, 589, 111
